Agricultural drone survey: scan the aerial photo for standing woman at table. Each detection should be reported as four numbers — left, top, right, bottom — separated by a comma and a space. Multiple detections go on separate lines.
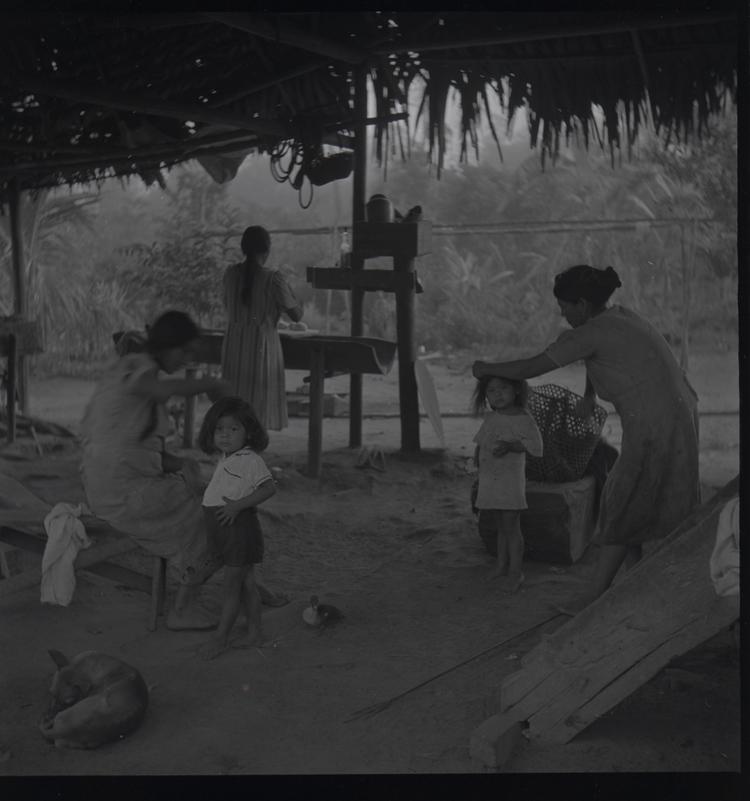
221, 226, 304, 430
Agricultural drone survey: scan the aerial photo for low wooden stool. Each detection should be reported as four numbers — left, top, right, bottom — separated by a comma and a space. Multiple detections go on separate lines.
148, 555, 168, 631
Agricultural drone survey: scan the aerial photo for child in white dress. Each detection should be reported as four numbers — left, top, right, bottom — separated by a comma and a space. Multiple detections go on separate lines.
196, 396, 276, 659
472, 376, 543, 593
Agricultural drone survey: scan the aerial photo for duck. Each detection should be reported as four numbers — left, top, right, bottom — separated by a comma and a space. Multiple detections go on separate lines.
303, 595, 344, 628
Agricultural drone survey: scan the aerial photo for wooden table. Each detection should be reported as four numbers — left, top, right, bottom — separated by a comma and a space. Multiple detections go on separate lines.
187, 331, 397, 477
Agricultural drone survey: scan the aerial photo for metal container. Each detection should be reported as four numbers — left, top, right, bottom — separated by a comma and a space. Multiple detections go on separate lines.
365, 193, 394, 223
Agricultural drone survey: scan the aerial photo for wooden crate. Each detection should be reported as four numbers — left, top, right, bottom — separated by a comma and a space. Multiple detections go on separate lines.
522, 475, 597, 564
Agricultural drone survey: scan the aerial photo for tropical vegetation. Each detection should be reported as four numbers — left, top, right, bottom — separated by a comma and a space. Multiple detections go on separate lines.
0, 111, 736, 378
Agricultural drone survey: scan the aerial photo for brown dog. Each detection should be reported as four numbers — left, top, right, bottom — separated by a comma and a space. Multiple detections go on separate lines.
39, 650, 149, 749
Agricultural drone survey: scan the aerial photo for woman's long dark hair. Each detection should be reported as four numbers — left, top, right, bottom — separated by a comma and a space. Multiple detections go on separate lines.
240, 226, 271, 307
141, 310, 200, 442
198, 396, 269, 454
471, 375, 528, 416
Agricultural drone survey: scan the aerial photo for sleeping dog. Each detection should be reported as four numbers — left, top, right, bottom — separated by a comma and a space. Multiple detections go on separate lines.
39, 650, 149, 749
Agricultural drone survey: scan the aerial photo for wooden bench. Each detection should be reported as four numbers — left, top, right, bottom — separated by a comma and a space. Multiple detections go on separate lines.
0, 474, 168, 629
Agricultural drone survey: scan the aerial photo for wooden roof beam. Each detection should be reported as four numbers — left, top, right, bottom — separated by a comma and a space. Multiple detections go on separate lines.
203, 12, 366, 65
372, 13, 736, 55
0, 129, 264, 173
0, 135, 264, 178
211, 60, 327, 108
3, 75, 353, 149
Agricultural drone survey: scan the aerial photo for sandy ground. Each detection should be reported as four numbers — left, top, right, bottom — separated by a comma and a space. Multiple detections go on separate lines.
0, 348, 740, 781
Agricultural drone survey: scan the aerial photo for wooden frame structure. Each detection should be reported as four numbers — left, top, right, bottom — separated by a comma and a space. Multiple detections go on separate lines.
0, 10, 738, 441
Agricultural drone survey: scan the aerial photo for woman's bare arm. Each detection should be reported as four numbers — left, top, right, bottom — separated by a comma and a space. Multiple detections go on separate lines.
285, 305, 304, 323
472, 352, 557, 381
131, 371, 230, 404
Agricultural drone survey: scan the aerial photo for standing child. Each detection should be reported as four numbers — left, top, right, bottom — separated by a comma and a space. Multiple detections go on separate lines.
196, 396, 276, 660
472, 376, 543, 593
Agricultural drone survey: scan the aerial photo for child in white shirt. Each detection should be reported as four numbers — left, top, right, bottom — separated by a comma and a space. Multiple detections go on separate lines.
196, 396, 276, 659
472, 376, 543, 593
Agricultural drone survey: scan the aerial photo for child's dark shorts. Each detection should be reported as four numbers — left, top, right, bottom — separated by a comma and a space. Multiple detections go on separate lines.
202, 506, 264, 567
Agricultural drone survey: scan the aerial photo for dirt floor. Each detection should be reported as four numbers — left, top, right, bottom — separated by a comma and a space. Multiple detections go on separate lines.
0, 347, 741, 779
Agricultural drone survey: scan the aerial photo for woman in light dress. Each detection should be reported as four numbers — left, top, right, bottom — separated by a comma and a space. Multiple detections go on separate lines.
80, 311, 229, 630
221, 226, 303, 431
472, 264, 700, 613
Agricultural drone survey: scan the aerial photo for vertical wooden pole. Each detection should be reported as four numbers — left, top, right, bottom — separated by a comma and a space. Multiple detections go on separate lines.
349, 63, 368, 449
394, 256, 420, 452
6, 334, 16, 443
8, 177, 29, 416
182, 367, 197, 448
308, 344, 325, 478
679, 222, 691, 371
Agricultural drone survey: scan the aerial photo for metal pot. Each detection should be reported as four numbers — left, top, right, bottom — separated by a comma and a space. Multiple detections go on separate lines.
366, 193, 394, 223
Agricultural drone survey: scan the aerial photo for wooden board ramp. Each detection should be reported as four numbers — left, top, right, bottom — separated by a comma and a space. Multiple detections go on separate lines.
470, 476, 740, 770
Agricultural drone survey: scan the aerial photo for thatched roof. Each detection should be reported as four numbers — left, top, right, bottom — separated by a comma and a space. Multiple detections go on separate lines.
0, 10, 738, 201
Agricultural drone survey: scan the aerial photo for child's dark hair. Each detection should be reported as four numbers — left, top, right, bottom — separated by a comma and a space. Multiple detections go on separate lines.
471, 375, 528, 416
198, 396, 269, 454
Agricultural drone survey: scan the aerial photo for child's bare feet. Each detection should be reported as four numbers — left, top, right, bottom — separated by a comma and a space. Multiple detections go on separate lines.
495, 572, 524, 594
487, 562, 508, 580
197, 637, 230, 660
167, 606, 217, 631
507, 571, 524, 593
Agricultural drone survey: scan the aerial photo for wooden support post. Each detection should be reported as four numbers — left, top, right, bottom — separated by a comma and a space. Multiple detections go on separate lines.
394, 255, 420, 452
349, 64, 368, 449
8, 178, 29, 416
182, 367, 197, 448
6, 333, 16, 443
307, 344, 325, 478
148, 556, 167, 631
680, 223, 691, 371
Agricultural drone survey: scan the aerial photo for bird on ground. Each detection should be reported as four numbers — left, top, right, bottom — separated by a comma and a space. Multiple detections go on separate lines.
303, 594, 345, 628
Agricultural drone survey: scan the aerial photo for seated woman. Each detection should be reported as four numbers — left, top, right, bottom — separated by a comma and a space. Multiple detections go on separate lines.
473, 264, 700, 613
80, 310, 230, 630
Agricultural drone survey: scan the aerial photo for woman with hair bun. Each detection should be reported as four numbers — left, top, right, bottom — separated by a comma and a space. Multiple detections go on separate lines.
81, 310, 231, 630
472, 264, 700, 612
221, 225, 304, 431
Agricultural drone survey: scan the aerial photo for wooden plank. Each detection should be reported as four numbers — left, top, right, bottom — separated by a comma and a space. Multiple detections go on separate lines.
549, 594, 739, 743
306, 267, 417, 293
496, 477, 740, 745
352, 220, 432, 259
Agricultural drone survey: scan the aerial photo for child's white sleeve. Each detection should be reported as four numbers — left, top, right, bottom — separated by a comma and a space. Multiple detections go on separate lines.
239, 453, 274, 494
